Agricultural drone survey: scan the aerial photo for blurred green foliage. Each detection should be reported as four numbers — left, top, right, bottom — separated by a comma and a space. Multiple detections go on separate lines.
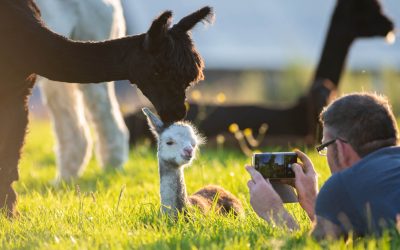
189, 66, 400, 115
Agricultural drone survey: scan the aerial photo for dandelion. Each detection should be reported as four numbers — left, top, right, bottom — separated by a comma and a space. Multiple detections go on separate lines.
215, 92, 226, 104
216, 134, 225, 145
191, 90, 202, 101
243, 128, 252, 137
228, 123, 239, 133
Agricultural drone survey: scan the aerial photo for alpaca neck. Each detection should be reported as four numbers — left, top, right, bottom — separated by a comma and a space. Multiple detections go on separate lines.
2, 1, 145, 83
28, 28, 146, 83
158, 159, 188, 214
313, 27, 353, 86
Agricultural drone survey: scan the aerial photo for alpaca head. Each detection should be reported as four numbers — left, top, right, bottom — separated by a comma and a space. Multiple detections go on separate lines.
333, 0, 393, 38
131, 7, 214, 124
142, 108, 204, 167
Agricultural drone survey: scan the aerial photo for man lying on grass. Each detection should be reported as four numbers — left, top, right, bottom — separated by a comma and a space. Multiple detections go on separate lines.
246, 92, 400, 240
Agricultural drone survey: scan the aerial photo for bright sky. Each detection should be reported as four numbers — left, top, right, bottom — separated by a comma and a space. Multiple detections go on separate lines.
121, 0, 400, 70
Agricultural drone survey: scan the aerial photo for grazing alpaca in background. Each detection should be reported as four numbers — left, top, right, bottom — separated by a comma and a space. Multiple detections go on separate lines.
0, 0, 213, 217
142, 108, 244, 217
35, 0, 129, 180
125, 0, 395, 146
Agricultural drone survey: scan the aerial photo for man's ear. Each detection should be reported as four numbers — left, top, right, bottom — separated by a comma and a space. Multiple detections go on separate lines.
335, 141, 347, 169
336, 140, 360, 169
142, 107, 164, 137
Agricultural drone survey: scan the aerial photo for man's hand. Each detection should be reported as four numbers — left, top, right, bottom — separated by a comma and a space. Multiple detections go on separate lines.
246, 166, 298, 230
292, 150, 319, 221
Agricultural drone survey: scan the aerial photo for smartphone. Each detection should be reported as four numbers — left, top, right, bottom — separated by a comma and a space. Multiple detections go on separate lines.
252, 152, 297, 179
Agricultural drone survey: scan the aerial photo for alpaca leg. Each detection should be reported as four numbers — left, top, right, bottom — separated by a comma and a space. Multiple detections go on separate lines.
79, 82, 129, 170
0, 182, 17, 217
0, 81, 32, 217
74, 0, 128, 169
38, 79, 93, 180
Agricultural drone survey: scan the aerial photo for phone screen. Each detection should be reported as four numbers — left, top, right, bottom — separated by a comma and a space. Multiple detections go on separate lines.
253, 152, 297, 179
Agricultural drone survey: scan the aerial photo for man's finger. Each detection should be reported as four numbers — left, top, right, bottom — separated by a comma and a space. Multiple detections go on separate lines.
294, 150, 316, 175
247, 180, 255, 190
245, 165, 265, 183
291, 163, 304, 177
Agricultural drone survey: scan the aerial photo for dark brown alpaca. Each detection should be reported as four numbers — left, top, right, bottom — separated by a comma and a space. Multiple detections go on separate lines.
0, 0, 213, 217
125, 0, 394, 145
142, 108, 244, 217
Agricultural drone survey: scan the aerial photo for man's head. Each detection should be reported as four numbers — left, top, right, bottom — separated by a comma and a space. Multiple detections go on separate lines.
319, 92, 398, 173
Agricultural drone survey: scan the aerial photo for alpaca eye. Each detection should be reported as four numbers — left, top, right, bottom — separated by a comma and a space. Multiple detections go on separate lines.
166, 141, 174, 145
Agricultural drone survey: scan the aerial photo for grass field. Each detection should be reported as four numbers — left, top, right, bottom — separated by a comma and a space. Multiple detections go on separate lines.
1, 120, 399, 249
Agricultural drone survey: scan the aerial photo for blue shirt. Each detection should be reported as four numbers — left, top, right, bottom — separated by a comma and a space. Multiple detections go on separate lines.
315, 146, 400, 236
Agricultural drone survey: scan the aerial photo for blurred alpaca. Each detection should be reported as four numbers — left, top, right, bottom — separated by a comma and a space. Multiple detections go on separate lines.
34, 0, 129, 180
143, 108, 244, 217
125, 0, 394, 146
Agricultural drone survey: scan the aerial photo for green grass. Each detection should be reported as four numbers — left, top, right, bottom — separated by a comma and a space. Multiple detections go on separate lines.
1, 120, 399, 249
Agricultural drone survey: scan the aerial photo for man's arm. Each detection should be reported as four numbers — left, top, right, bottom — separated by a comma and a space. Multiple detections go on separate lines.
246, 150, 319, 230
246, 166, 299, 230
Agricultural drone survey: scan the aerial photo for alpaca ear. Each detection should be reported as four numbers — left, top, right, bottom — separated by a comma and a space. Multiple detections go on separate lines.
172, 6, 214, 32
144, 10, 172, 52
142, 107, 164, 136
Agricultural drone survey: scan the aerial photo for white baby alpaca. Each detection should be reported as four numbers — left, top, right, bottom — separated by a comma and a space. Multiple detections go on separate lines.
143, 108, 244, 217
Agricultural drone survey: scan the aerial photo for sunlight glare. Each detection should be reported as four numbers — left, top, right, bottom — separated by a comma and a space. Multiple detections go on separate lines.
385, 31, 396, 44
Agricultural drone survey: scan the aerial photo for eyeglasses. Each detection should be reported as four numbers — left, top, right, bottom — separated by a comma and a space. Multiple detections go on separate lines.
315, 138, 347, 156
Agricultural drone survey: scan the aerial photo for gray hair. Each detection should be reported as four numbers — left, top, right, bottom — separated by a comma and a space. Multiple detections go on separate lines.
320, 92, 398, 157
